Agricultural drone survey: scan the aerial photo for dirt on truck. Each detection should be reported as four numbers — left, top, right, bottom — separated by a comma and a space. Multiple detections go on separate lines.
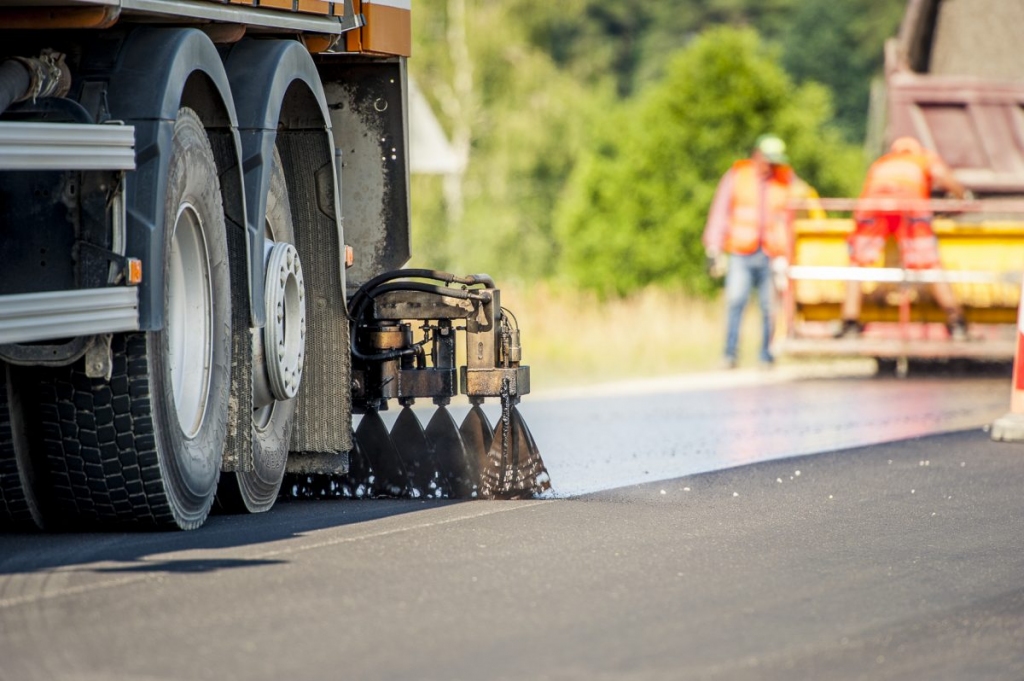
0, 0, 548, 531
777, 0, 1024, 373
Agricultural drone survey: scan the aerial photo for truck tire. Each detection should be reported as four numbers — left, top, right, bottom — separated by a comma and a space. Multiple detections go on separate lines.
0, 363, 43, 529
218, 146, 298, 513
32, 108, 231, 529
875, 358, 897, 376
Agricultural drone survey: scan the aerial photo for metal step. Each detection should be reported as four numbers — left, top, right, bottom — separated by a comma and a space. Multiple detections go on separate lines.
0, 122, 135, 171
788, 265, 1021, 285
777, 335, 1016, 361
0, 287, 139, 344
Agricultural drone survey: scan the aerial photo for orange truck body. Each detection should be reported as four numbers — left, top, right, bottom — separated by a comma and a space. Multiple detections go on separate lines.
0, 0, 411, 56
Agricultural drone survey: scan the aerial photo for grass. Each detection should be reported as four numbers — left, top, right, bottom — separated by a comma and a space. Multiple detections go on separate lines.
497, 284, 769, 391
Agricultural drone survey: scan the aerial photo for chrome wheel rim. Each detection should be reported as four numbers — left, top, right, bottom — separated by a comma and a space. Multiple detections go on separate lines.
263, 241, 305, 402
167, 202, 213, 439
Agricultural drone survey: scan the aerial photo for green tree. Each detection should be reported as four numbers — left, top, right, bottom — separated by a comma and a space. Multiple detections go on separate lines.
506, 0, 903, 141
506, 0, 797, 96
410, 0, 610, 279
555, 26, 863, 297
780, 0, 904, 140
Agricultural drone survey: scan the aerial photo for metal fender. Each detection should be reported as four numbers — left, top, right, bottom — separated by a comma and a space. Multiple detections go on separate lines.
97, 28, 247, 330
222, 39, 336, 327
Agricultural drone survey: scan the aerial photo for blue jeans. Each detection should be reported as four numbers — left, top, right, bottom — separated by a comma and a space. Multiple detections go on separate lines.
724, 249, 775, 363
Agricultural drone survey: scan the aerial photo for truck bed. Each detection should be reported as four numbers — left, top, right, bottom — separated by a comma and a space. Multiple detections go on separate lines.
779, 215, 1024, 363
0, 0, 346, 31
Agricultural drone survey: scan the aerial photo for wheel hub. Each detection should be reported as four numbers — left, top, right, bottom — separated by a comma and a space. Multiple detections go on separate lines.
262, 242, 305, 402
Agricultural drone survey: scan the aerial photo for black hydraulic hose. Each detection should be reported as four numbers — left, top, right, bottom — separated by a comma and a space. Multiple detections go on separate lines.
350, 338, 427, 362
348, 269, 497, 361
0, 51, 71, 116
501, 306, 519, 329
350, 281, 492, 359
464, 273, 496, 289
351, 269, 469, 308
0, 59, 31, 115
366, 281, 492, 302
348, 268, 495, 320
351, 281, 491, 323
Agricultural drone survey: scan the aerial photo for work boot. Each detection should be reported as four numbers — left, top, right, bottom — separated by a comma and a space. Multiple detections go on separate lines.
947, 316, 968, 342
835, 319, 863, 339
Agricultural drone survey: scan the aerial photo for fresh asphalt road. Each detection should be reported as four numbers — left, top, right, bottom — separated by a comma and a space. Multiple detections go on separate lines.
1, 370, 1023, 680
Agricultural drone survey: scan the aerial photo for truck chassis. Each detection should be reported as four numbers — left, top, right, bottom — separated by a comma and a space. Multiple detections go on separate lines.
0, 5, 548, 531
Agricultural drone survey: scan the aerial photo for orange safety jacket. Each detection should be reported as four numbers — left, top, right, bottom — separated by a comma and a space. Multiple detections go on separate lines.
861, 150, 932, 202
724, 159, 795, 258
854, 150, 938, 269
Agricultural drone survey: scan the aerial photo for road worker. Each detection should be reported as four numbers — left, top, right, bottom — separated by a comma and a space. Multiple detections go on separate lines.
837, 136, 969, 340
703, 134, 819, 369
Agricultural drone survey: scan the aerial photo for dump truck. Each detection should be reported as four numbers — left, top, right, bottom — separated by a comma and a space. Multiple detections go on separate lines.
776, 0, 1024, 372
0, 1, 548, 531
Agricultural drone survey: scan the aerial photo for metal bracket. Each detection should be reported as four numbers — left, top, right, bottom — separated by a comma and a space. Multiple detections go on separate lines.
76, 240, 130, 283
339, 0, 365, 32
84, 333, 113, 380
461, 366, 530, 398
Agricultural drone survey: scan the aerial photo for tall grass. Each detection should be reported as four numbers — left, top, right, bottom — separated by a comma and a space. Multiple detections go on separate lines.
497, 284, 767, 391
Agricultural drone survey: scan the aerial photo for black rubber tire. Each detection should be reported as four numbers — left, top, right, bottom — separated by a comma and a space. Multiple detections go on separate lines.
31, 108, 231, 530
0, 363, 44, 530
218, 147, 297, 513
875, 358, 897, 376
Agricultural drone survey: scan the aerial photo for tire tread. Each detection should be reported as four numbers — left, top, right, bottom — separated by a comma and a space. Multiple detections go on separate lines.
0, 371, 33, 527
35, 334, 174, 527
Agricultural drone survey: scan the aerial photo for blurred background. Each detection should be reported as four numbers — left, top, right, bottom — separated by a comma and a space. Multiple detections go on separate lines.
404, 0, 905, 389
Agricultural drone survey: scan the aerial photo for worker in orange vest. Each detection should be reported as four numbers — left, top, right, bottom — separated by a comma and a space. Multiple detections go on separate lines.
838, 136, 969, 340
703, 134, 817, 368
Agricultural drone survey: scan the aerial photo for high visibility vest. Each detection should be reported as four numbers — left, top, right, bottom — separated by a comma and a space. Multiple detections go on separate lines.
725, 160, 794, 258
856, 151, 938, 269
862, 151, 932, 200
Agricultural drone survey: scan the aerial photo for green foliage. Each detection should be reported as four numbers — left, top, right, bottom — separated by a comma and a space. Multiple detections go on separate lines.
781, 0, 904, 140
555, 26, 863, 297
409, 0, 612, 280
504, 0, 902, 139
505, 0, 799, 95
409, 1, 900, 291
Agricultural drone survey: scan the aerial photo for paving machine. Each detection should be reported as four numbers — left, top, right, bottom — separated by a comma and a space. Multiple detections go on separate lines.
776, 0, 1024, 373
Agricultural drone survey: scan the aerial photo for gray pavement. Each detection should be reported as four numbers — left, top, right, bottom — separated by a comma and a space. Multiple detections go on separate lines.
1, 427, 1022, 680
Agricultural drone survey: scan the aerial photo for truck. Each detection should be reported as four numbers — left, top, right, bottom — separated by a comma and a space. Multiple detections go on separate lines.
776, 0, 1024, 374
0, 0, 548, 530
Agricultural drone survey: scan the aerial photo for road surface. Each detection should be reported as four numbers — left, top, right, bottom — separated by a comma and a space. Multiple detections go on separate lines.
2, 369, 1022, 680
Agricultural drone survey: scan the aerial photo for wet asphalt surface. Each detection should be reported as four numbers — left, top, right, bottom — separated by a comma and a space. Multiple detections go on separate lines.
1, 377, 1023, 680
